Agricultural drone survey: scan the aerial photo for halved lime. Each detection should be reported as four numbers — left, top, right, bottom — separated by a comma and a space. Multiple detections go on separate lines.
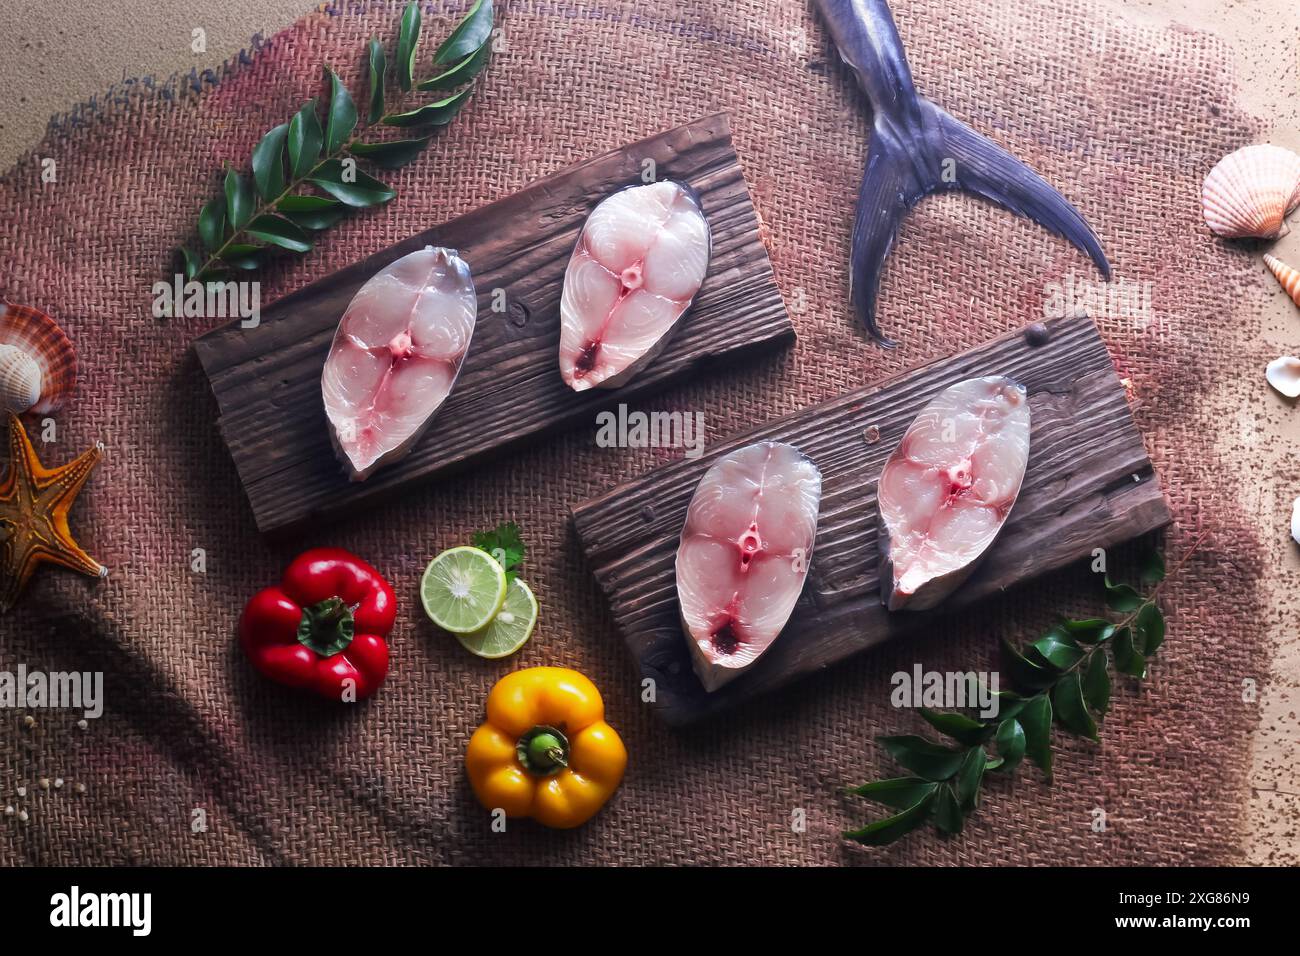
455, 578, 538, 659
420, 546, 507, 633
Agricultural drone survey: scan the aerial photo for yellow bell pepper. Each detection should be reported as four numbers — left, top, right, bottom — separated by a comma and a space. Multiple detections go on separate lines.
465, 667, 627, 829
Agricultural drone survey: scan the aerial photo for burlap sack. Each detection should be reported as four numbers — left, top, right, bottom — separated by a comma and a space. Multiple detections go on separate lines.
0, 0, 1267, 864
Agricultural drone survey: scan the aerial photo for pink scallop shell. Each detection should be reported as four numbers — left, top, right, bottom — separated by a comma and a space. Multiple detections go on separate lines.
0, 303, 77, 415
1202, 144, 1300, 239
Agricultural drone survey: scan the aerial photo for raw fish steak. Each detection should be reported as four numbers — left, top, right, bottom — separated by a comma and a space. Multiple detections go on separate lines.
559, 180, 711, 391
877, 376, 1030, 611
675, 441, 822, 691
321, 246, 477, 481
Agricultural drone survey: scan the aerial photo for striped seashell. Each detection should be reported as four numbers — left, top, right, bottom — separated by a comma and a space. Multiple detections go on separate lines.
0, 344, 41, 413
0, 303, 76, 415
1264, 253, 1300, 307
1202, 144, 1300, 239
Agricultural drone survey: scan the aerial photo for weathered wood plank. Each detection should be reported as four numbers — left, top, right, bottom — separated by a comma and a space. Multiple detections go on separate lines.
193, 113, 795, 535
571, 313, 1171, 727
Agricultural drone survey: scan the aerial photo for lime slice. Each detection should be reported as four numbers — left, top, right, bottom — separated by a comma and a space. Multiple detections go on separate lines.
421, 546, 507, 633
455, 577, 538, 659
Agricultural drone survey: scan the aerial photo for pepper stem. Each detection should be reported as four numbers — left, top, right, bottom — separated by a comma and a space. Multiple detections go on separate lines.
296, 596, 356, 657
516, 725, 570, 777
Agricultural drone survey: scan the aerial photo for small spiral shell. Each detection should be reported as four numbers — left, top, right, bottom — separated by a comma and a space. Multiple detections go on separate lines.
1264, 253, 1300, 308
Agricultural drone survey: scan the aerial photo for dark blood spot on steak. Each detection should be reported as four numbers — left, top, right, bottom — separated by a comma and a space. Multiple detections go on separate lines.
711, 620, 739, 656
575, 340, 599, 375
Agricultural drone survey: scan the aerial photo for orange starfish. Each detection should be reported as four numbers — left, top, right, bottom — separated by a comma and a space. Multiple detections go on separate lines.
0, 412, 106, 611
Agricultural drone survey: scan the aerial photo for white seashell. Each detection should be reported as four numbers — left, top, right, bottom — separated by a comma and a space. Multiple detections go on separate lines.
0, 343, 42, 413
1292, 496, 1300, 546
1265, 356, 1300, 398
1202, 144, 1300, 239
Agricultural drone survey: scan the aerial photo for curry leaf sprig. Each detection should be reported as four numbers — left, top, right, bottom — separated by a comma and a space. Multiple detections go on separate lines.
177, 0, 494, 282
845, 534, 1207, 847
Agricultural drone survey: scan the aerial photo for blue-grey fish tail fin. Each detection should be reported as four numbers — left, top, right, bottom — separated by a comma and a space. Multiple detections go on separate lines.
850, 99, 1110, 345
849, 127, 927, 348
934, 104, 1111, 280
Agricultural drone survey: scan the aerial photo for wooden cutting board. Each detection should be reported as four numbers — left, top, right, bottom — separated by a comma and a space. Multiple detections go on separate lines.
571, 313, 1172, 727
193, 113, 794, 535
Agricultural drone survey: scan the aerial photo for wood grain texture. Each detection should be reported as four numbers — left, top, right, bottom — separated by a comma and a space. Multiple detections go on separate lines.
193, 113, 794, 535
571, 313, 1172, 727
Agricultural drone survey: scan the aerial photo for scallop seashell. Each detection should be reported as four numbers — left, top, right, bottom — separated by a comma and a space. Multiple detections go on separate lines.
1265, 355, 1300, 399
0, 303, 76, 414
0, 344, 42, 413
1264, 253, 1300, 307
1201, 144, 1300, 239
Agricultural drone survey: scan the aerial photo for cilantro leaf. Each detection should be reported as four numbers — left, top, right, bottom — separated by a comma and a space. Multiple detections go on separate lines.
472, 522, 525, 581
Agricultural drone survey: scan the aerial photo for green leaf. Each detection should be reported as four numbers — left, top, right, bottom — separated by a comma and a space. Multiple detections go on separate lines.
1083, 649, 1111, 716
367, 38, 386, 124
246, 214, 311, 253
1029, 629, 1085, 670
251, 123, 289, 201
877, 736, 967, 782
324, 68, 358, 155
396, 1, 421, 92
418, 40, 491, 92
349, 136, 432, 169
847, 776, 938, 811
1060, 618, 1115, 644
177, 246, 201, 280
308, 159, 397, 207
954, 746, 987, 809
198, 198, 226, 252
288, 100, 324, 180
1052, 672, 1098, 741
434, 0, 494, 64
989, 689, 1027, 721
471, 522, 525, 580
1112, 626, 1147, 678
223, 168, 254, 230
381, 85, 474, 128
994, 717, 1026, 772
1136, 603, 1165, 656
919, 708, 993, 746
1140, 550, 1166, 585
843, 789, 936, 846
1019, 696, 1053, 781
223, 245, 262, 270
1002, 639, 1057, 692
278, 193, 348, 231
933, 784, 964, 834
1105, 577, 1144, 612
284, 209, 349, 231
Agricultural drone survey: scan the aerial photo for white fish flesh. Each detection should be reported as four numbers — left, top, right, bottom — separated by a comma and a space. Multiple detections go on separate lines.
559, 180, 710, 391
878, 376, 1030, 611
676, 441, 822, 691
321, 246, 476, 481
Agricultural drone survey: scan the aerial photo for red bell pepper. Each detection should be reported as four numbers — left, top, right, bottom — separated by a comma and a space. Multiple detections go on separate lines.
240, 548, 395, 701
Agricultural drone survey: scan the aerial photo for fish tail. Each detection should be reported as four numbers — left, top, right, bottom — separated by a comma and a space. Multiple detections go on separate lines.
850, 99, 1110, 345
934, 104, 1112, 279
